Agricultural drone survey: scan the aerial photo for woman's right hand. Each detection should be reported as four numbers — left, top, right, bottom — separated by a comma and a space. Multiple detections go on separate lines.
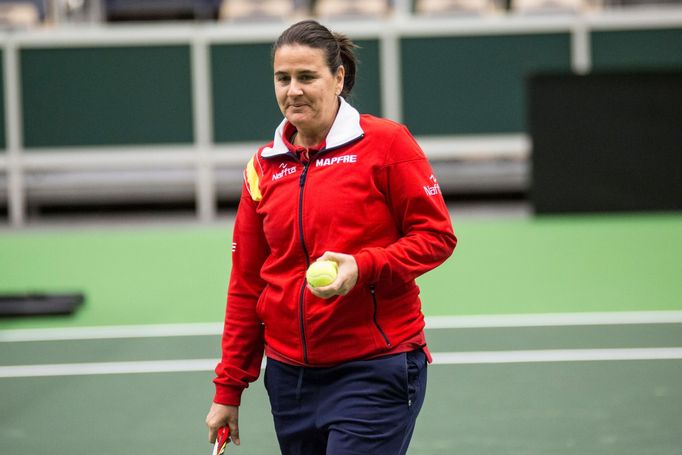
206, 402, 240, 447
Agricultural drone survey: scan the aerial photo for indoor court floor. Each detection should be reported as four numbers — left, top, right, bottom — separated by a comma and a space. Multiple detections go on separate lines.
1, 208, 681, 454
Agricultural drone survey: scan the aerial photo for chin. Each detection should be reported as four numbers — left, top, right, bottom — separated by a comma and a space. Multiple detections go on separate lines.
287, 114, 311, 128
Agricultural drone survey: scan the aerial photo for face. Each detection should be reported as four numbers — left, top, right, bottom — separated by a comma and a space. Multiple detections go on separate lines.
273, 44, 345, 137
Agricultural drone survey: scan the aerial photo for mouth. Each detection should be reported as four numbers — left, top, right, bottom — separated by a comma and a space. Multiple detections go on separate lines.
287, 100, 308, 109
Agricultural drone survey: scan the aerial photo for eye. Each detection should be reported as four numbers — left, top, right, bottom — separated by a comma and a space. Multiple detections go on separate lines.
298, 73, 318, 83
275, 74, 290, 84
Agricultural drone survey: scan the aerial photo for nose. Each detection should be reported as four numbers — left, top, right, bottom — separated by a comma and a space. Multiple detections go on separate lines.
287, 79, 303, 96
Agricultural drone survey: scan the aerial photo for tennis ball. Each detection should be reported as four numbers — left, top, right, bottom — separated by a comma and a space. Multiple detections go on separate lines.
306, 260, 338, 288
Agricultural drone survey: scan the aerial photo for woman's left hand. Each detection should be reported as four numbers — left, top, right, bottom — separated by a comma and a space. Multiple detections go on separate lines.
307, 251, 358, 299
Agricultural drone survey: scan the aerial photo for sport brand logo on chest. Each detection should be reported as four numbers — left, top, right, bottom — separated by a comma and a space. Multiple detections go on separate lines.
272, 162, 298, 181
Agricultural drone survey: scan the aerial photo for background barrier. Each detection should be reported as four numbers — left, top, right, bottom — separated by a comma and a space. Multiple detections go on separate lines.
529, 71, 682, 214
1, 9, 681, 225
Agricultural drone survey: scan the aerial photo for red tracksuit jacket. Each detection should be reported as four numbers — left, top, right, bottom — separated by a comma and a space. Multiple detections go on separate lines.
214, 98, 457, 405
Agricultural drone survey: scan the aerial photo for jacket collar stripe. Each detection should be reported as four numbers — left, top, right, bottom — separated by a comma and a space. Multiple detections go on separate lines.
262, 97, 363, 158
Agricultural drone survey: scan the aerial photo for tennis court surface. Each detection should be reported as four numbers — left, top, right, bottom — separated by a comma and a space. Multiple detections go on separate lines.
1, 212, 681, 454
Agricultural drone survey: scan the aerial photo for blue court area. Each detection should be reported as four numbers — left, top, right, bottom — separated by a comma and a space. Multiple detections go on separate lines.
1, 318, 681, 454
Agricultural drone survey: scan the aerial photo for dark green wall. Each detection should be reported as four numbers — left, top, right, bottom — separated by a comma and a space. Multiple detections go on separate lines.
401, 33, 571, 135
21, 45, 194, 148
0, 50, 4, 151
591, 28, 682, 71
211, 42, 282, 143
2, 27, 680, 150
211, 39, 381, 144
347, 39, 382, 118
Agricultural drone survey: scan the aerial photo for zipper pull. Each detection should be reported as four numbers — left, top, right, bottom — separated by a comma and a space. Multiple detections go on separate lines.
299, 162, 310, 187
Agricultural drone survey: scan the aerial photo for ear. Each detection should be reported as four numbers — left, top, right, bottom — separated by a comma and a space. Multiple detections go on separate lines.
335, 65, 345, 96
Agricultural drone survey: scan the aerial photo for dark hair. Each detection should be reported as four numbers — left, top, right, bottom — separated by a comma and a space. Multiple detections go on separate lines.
273, 20, 358, 98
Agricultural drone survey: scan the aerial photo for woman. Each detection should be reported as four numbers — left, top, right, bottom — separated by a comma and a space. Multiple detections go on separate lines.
206, 19, 457, 455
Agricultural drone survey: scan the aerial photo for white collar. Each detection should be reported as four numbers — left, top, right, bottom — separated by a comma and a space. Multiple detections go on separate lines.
262, 97, 364, 158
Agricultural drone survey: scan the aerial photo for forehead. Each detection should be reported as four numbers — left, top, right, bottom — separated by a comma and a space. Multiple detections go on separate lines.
273, 44, 328, 72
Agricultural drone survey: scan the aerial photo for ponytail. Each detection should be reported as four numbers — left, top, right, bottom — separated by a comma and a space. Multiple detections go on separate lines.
333, 32, 358, 98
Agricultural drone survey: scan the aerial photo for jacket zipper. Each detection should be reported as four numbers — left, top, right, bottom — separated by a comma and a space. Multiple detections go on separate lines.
369, 284, 391, 347
298, 160, 311, 364
293, 143, 362, 364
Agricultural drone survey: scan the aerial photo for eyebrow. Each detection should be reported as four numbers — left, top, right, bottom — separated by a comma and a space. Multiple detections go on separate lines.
274, 69, 318, 76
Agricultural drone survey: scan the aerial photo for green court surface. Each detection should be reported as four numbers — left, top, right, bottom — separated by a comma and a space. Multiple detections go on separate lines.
1, 212, 682, 454
1, 213, 681, 330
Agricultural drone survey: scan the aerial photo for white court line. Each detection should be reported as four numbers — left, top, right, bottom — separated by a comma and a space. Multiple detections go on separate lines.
2, 311, 682, 342
1, 347, 682, 378
425, 311, 682, 329
0, 359, 217, 378
0, 323, 223, 342
430, 347, 682, 365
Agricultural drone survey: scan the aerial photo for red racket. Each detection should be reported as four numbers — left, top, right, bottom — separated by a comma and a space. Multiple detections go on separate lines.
211, 427, 230, 455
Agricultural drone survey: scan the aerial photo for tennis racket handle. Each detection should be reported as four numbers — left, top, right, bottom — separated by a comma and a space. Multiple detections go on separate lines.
212, 427, 230, 455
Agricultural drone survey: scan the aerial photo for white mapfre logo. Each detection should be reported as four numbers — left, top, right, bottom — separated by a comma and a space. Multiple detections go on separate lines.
423, 174, 441, 196
315, 154, 358, 167
272, 162, 297, 181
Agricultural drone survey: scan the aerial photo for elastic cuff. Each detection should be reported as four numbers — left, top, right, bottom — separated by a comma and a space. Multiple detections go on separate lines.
213, 384, 243, 407
353, 250, 371, 286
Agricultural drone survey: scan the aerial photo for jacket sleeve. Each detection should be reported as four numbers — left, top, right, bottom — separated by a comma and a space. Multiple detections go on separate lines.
353, 125, 457, 285
213, 159, 269, 406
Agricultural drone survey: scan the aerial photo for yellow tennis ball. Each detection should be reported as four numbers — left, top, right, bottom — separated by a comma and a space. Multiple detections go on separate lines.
306, 260, 338, 288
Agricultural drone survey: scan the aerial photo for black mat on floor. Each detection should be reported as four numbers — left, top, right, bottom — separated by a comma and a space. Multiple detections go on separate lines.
0, 293, 85, 317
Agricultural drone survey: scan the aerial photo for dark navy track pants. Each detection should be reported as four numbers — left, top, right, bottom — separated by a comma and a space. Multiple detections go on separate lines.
264, 349, 428, 455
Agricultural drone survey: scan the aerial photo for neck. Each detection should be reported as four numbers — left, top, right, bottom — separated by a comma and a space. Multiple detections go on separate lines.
293, 127, 330, 149
291, 98, 341, 148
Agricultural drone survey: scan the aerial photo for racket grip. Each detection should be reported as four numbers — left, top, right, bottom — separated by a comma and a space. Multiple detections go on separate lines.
212, 426, 230, 455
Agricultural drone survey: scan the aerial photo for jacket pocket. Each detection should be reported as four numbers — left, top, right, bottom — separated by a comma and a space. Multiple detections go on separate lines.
255, 286, 270, 320
369, 284, 392, 348
405, 349, 427, 410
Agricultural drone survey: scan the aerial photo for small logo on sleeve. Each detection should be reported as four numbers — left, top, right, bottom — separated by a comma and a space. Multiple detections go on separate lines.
423, 174, 441, 196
